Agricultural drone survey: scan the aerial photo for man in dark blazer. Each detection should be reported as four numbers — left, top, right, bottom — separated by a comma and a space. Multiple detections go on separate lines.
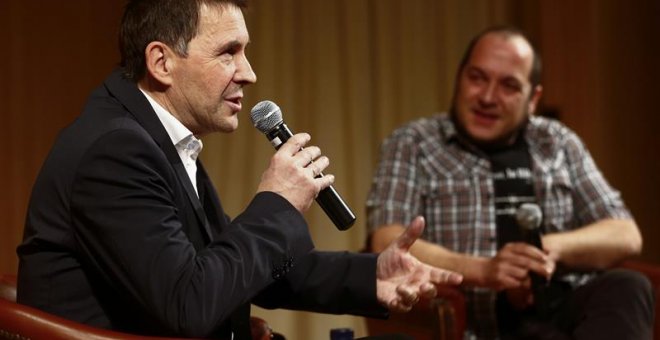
16, 0, 462, 339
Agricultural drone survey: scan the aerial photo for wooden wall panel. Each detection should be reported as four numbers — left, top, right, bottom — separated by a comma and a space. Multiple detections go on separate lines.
0, 1, 124, 274
2, 0, 658, 286
536, 0, 660, 263
1, 1, 658, 338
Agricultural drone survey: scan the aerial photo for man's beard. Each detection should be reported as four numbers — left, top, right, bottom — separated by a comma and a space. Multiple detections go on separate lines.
449, 105, 531, 152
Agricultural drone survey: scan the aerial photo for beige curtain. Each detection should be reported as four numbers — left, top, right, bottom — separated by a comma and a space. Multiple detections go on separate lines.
201, 0, 518, 338
3, 0, 658, 338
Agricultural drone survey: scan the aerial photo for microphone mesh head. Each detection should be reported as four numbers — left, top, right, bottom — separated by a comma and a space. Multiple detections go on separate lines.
250, 100, 283, 133
516, 203, 542, 230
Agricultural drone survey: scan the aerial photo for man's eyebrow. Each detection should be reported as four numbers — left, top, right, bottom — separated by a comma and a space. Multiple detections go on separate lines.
503, 76, 522, 84
215, 40, 243, 54
465, 65, 486, 75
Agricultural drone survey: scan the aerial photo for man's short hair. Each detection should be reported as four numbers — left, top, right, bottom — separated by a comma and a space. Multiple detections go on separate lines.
455, 26, 542, 89
119, 0, 248, 82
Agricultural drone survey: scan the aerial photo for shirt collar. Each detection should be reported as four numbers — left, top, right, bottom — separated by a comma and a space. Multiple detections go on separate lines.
439, 112, 539, 155
138, 88, 203, 156
438, 112, 481, 155
438, 112, 459, 144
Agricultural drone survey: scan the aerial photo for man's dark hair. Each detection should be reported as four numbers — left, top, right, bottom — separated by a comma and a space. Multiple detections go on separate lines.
455, 25, 542, 89
119, 0, 248, 81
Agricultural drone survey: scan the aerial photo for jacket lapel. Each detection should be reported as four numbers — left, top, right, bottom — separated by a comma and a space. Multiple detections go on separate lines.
103, 69, 214, 243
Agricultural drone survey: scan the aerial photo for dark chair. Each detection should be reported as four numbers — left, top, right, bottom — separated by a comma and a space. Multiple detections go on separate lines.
365, 285, 465, 340
365, 260, 660, 340
0, 274, 281, 340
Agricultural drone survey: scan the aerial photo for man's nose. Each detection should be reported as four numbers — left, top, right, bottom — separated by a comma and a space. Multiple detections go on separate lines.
478, 82, 497, 106
236, 54, 257, 85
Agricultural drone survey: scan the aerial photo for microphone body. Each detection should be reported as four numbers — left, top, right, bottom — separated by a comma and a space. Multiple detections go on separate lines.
516, 203, 549, 316
251, 101, 356, 231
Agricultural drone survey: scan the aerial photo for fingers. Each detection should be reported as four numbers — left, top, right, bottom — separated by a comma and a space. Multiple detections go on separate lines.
397, 285, 420, 307
385, 283, 423, 312
285, 134, 334, 194
307, 155, 329, 178
259, 132, 335, 212
303, 153, 333, 189
395, 216, 425, 251
278, 133, 311, 156
489, 243, 555, 289
315, 173, 335, 191
497, 273, 528, 290
397, 267, 462, 310
277, 133, 330, 176
419, 282, 437, 300
429, 267, 463, 285
379, 268, 463, 313
389, 278, 458, 312
502, 243, 554, 279
296, 146, 321, 167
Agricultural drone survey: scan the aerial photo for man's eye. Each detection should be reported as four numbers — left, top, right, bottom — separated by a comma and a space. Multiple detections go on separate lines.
219, 52, 234, 62
503, 82, 521, 92
467, 72, 485, 83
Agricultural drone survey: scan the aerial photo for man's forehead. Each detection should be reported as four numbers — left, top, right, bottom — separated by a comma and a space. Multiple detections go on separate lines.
469, 33, 534, 80
197, 2, 248, 38
199, 2, 245, 24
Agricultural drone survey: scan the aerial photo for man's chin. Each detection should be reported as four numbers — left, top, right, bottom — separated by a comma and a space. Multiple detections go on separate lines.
203, 116, 239, 135
222, 117, 240, 133
217, 122, 239, 134
465, 125, 497, 141
451, 111, 521, 148
466, 128, 521, 150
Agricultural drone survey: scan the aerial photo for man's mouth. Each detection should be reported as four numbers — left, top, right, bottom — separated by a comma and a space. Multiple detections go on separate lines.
224, 95, 243, 112
472, 109, 499, 125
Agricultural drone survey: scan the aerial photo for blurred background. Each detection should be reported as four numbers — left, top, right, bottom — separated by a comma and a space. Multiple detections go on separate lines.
1, 0, 658, 338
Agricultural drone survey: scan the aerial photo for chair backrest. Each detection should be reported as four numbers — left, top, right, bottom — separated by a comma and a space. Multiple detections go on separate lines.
1, 273, 191, 340
0, 275, 16, 302
365, 285, 466, 340
0, 274, 280, 340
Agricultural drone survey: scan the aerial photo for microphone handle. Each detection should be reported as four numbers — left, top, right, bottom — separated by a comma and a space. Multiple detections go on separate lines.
523, 227, 543, 249
316, 185, 356, 231
523, 227, 549, 318
265, 123, 356, 230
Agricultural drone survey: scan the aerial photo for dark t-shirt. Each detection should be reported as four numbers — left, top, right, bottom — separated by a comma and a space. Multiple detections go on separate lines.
484, 136, 536, 249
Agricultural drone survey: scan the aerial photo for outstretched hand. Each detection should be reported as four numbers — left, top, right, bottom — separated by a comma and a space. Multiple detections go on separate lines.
376, 216, 463, 312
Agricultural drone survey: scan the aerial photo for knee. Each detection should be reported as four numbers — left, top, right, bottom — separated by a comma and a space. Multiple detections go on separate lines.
599, 269, 654, 308
604, 269, 652, 293
572, 269, 654, 340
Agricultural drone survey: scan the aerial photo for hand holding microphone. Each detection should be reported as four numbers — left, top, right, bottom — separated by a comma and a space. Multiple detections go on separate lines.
255, 132, 333, 214
250, 100, 356, 230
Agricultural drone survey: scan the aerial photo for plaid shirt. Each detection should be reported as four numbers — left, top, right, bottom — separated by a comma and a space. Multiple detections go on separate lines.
366, 113, 632, 339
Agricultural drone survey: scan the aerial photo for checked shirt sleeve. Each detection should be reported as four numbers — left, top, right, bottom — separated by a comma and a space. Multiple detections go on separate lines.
366, 129, 423, 233
563, 131, 632, 225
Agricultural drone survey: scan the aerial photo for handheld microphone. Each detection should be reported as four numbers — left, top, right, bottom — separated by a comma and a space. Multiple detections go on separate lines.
515, 203, 549, 316
250, 100, 356, 231
515, 203, 543, 249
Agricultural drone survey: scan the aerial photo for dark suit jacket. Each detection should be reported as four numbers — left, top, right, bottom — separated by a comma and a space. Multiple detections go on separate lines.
17, 69, 386, 339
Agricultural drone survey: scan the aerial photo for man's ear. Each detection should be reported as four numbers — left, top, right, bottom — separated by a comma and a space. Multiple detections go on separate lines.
528, 84, 543, 115
144, 41, 176, 87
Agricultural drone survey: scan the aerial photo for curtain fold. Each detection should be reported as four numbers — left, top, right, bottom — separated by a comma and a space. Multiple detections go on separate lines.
201, 1, 517, 337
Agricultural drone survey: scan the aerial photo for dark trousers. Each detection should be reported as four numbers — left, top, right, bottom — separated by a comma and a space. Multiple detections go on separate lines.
499, 269, 654, 340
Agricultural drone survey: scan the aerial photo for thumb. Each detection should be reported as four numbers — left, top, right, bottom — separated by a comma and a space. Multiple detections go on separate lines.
395, 216, 425, 251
